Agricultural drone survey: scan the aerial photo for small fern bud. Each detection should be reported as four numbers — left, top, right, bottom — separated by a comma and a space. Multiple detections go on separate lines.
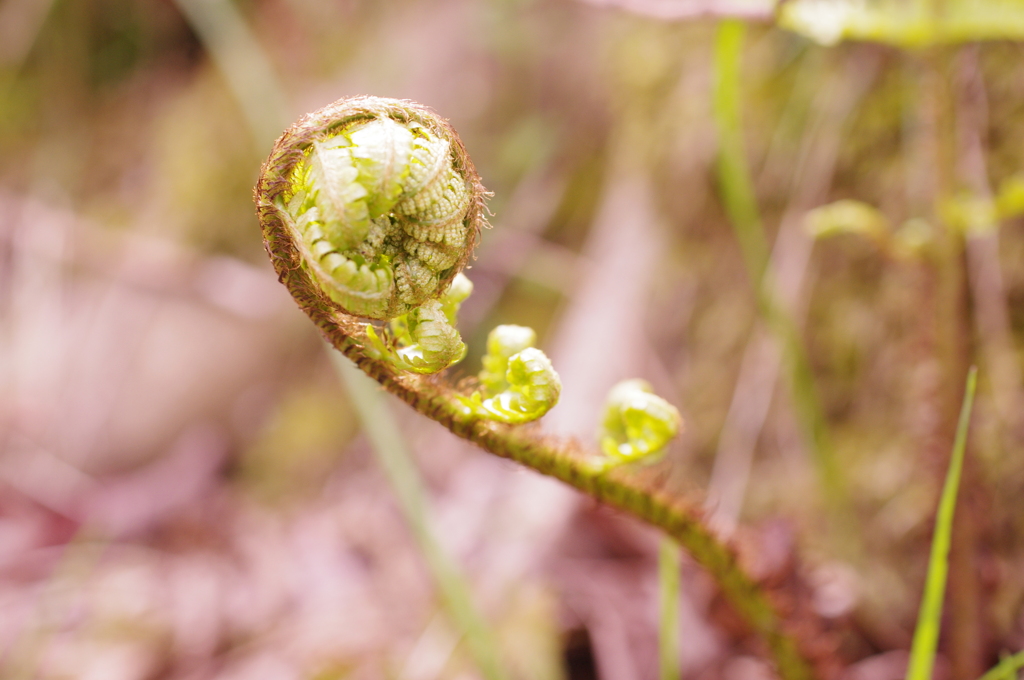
439, 272, 474, 325
479, 324, 537, 395
597, 379, 682, 468
256, 96, 487, 320
457, 325, 561, 424
364, 273, 472, 374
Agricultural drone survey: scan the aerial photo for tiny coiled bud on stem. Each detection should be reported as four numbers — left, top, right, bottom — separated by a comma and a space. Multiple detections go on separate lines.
365, 273, 472, 374
592, 379, 682, 471
457, 324, 561, 424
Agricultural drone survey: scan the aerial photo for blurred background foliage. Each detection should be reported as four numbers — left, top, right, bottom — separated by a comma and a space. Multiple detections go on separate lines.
2, 0, 1024, 679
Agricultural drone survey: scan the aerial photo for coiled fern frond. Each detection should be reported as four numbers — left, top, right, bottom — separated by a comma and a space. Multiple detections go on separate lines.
596, 379, 681, 468
256, 96, 487, 320
457, 325, 561, 423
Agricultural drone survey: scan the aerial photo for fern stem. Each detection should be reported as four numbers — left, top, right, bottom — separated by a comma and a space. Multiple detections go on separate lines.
257, 166, 829, 674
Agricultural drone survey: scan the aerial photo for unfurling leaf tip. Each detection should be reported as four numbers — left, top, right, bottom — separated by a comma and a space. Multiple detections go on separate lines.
457, 325, 560, 424
594, 379, 682, 472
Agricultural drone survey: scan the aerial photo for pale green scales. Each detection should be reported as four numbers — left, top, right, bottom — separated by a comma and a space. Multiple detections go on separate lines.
279, 117, 471, 319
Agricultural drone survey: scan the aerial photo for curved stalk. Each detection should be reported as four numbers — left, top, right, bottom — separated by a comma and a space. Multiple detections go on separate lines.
254, 95, 838, 680
261, 206, 822, 680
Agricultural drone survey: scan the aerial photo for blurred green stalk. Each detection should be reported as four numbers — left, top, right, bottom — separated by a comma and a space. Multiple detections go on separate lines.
658, 538, 681, 680
176, 0, 509, 675
173, 0, 287, 147
905, 366, 977, 680
333, 355, 510, 680
712, 20, 769, 284
711, 19, 846, 515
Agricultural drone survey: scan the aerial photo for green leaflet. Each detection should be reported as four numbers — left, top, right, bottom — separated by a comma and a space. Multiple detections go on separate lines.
977, 649, 1024, 680
438, 272, 473, 326
457, 325, 561, 424
779, 0, 1024, 47
479, 324, 537, 395
365, 274, 472, 374
804, 199, 890, 242
595, 379, 682, 470
348, 118, 414, 219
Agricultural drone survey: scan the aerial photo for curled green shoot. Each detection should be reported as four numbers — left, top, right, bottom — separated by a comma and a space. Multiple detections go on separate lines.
591, 379, 682, 472
457, 325, 561, 424
365, 273, 473, 374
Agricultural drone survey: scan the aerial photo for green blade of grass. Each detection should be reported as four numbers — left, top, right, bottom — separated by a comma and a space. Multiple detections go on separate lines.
711, 19, 846, 517
659, 538, 681, 680
905, 366, 978, 680
332, 354, 510, 680
173, 0, 287, 147
180, 4, 508, 673
712, 19, 769, 285
977, 649, 1024, 680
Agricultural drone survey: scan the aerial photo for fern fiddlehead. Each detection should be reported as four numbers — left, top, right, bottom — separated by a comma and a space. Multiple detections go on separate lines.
256, 96, 826, 680
594, 379, 681, 470
257, 96, 486, 320
457, 325, 561, 423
